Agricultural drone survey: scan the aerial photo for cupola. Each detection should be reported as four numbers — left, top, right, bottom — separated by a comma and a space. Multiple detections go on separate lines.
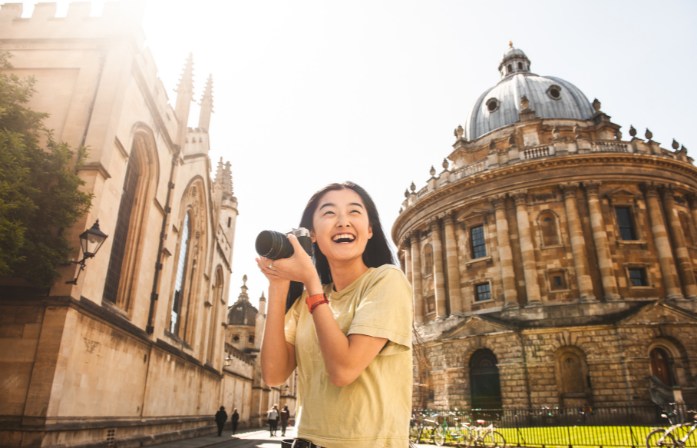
498, 42, 531, 78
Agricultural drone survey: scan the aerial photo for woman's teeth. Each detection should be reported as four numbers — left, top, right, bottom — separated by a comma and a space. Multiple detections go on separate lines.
332, 234, 355, 243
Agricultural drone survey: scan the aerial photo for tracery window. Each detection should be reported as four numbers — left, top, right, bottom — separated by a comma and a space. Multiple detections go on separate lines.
207, 267, 224, 363
104, 152, 140, 303
170, 212, 191, 335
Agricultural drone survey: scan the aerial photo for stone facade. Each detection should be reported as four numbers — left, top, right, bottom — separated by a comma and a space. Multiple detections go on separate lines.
0, 3, 254, 447
394, 45, 697, 411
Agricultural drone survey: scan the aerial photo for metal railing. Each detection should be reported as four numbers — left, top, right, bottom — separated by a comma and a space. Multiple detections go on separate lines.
412, 404, 697, 447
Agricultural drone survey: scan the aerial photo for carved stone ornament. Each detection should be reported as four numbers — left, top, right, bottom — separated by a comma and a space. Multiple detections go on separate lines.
614, 131, 623, 141
454, 125, 464, 139
640, 181, 660, 197
559, 182, 580, 199
583, 180, 602, 197
629, 125, 637, 137
512, 189, 529, 205
489, 140, 497, 150
508, 133, 516, 145
430, 166, 436, 177
687, 194, 697, 210
672, 139, 680, 150
592, 98, 601, 112
410, 181, 416, 192
520, 95, 530, 110
645, 128, 653, 141
442, 212, 455, 226
552, 126, 561, 139
404, 189, 409, 198
442, 158, 449, 170
488, 194, 507, 209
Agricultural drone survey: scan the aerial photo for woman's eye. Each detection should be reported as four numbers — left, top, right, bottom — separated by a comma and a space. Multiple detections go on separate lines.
323, 210, 335, 216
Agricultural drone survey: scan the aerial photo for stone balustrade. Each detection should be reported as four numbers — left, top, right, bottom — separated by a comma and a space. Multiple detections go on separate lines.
523, 145, 551, 160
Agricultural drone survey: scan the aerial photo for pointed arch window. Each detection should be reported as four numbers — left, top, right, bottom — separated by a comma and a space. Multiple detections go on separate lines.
170, 212, 191, 334
104, 153, 140, 303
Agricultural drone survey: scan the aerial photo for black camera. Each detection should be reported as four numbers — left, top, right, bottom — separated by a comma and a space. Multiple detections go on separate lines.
255, 228, 312, 260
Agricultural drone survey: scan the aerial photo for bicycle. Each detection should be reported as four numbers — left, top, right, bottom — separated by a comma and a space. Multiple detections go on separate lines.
410, 410, 446, 446
464, 418, 506, 448
647, 410, 697, 448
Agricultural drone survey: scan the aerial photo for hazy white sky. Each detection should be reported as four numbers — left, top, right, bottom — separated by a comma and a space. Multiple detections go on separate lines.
12, 0, 697, 308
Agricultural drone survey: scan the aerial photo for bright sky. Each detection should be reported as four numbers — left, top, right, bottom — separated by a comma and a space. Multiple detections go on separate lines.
11, 0, 697, 308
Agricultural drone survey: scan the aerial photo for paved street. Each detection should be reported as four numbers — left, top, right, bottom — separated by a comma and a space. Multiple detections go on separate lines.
148, 427, 429, 447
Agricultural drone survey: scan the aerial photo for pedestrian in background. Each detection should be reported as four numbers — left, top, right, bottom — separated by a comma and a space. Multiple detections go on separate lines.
268, 404, 279, 437
231, 408, 239, 435
214, 406, 228, 437
280, 404, 290, 436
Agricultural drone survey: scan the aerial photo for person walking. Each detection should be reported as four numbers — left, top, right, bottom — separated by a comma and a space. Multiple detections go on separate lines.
231, 408, 239, 435
280, 405, 290, 437
214, 406, 228, 437
267, 404, 279, 437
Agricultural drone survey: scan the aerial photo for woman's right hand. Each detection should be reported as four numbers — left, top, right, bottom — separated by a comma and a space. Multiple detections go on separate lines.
256, 234, 322, 293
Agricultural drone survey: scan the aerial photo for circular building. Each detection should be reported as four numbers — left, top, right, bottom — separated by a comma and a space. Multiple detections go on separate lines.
393, 44, 697, 411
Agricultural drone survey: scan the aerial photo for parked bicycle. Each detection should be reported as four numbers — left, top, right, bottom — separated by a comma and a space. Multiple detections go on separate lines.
647, 410, 697, 448
463, 418, 506, 448
410, 410, 446, 446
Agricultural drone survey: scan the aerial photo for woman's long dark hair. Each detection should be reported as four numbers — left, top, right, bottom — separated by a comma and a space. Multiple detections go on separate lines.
286, 182, 395, 311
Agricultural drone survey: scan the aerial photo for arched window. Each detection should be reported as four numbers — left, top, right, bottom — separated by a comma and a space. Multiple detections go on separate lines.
539, 212, 560, 246
102, 128, 158, 312
104, 152, 140, 304
423, 244, 433, 276
507, 64, 512, 74
679, 212, 694, 245
650, 348, 673, 387
170, 212, 191, 335
207, 267, 224, 363
469, 349, 502, 409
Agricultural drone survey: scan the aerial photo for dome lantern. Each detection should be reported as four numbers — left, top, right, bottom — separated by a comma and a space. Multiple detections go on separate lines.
498, 42, 531, 79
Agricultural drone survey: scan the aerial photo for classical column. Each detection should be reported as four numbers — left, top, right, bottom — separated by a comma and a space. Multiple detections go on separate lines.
689, 195, 697, 239
560, 182, 596, 301
409, 233, 424, 324
662, 186, 697, 299
430, 218, 448, 319
403, 244, 412, 286
512, 190, 542, 304
489, 194, 518, 307
642, 182, 683, 300
442, 213, 463, 316
584, 181, 620, 300
456, 221, 473, 314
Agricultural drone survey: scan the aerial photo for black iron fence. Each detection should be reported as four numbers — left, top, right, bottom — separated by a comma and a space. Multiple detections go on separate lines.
412, 404, 697, 447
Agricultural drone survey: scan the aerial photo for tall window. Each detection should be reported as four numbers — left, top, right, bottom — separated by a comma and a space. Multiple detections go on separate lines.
628, 267, 648, 287
170, 212, 191, 334
469, 349, 502, 410
540, 212, 560, 246
471, 225, 487, 259
423, 245, 433, 275
207, 268, 223, 362
615, 207, 637, 240
104, 154, 140, 303
679, 213, 694, 245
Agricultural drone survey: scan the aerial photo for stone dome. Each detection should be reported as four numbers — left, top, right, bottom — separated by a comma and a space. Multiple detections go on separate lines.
464, 45, 595, 141
227, 300, 257, 326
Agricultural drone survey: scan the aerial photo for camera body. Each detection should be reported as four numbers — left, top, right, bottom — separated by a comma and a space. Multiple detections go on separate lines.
255, 228, 312, 260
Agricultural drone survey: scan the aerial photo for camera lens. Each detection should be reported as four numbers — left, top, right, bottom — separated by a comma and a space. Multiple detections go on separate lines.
255, 230, 294, 260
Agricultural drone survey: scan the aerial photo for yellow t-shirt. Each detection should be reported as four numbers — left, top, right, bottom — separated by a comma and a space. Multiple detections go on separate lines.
284, 265, 413, 448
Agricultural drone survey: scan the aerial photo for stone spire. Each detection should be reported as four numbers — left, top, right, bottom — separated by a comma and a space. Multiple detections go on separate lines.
222, 161, 233, 199
175, 53, 194, 145
214, 157, 224, 189
237, 275, 249, 302
198, 74, 214, 132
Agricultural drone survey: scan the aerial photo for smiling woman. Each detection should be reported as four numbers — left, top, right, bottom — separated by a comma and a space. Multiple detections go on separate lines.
257, 182, 413, 448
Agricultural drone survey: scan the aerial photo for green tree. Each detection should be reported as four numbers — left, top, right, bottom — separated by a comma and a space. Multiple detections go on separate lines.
0, 50, 93, 287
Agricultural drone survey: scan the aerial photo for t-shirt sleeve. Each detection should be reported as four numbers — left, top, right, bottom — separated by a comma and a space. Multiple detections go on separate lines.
347, 266, 413, 355
284, 293, 303, 346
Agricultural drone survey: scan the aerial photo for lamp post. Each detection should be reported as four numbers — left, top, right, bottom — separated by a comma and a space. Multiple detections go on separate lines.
65, 220, 108, 285
225, 354, 232, 367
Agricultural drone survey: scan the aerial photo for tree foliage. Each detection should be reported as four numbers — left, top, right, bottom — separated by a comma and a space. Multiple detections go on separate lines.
0, 50, 93, 287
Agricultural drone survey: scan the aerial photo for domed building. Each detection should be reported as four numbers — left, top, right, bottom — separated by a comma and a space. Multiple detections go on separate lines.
393, 44, 697, 410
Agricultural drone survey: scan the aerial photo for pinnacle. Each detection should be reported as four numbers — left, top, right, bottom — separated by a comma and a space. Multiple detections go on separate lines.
175, 53, 195, 95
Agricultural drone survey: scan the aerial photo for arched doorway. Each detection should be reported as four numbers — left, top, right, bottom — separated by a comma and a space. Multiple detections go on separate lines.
650, 348, 673, 387
469, 349, 502, 409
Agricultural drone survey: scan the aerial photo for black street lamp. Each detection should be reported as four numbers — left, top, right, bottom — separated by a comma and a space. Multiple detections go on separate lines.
65, 220, 108, 285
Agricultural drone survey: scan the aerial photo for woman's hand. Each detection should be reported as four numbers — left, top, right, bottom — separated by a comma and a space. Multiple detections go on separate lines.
256, 235, 322, 294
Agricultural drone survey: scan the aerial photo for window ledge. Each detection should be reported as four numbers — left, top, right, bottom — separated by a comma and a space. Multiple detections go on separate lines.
473, 298, 494, 304
541, 244, 564, 250
549, 288, 571, 293
617, 240, 647, 247
465, 256, 492, 267
628, 285, 654, 290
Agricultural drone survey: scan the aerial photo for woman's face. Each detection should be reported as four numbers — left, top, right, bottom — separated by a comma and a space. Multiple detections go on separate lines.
311, 188, 373, 265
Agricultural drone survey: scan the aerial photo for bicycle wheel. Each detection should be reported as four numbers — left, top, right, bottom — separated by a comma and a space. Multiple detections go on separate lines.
483, 430, 506, 448
646, 429, 676, 448
409, 425, 421, 442
460, 427, 473, 447
434, 426, 446, 446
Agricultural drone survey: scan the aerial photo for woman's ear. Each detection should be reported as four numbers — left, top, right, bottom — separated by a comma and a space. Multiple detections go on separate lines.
368, 225, 373, 240
310, 229, 316, 243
